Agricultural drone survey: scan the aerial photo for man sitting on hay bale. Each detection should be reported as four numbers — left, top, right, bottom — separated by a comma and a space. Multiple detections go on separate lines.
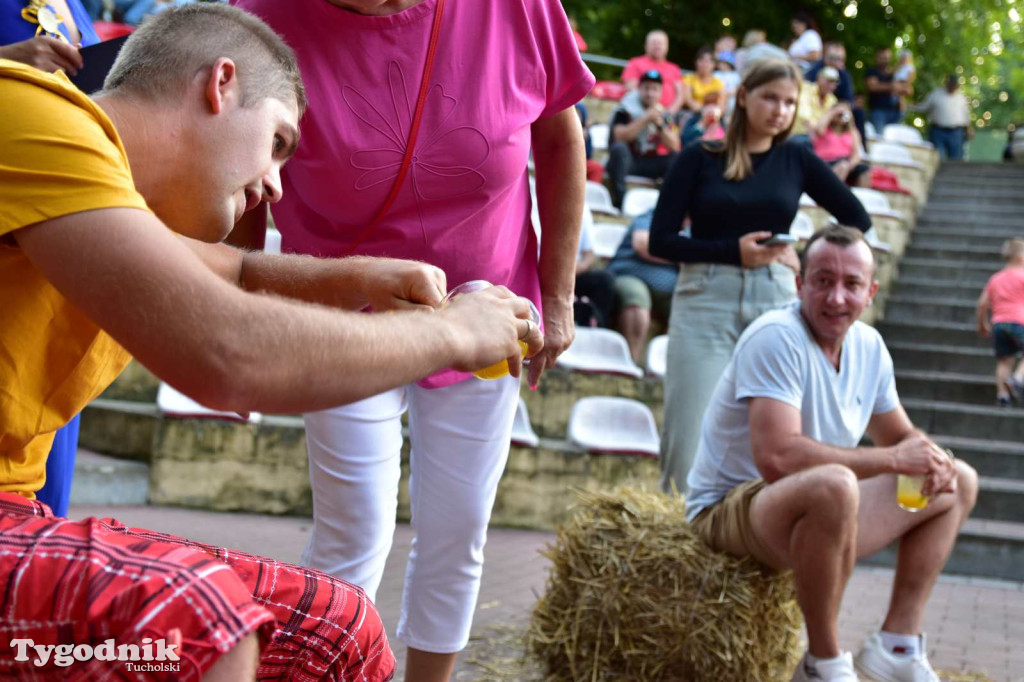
686, 225, 978, 682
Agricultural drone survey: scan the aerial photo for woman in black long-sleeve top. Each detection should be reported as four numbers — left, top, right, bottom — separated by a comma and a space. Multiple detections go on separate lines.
650, 58, 871, 493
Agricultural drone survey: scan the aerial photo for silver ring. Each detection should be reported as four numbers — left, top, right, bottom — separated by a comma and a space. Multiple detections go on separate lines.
521, 319, 532, 340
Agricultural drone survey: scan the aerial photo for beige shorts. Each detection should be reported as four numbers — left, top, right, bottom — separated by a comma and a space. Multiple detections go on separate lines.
690, 479, 778, 567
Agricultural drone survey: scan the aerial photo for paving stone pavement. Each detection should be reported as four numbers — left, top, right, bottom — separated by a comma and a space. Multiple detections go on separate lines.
70, 505, 1024, 681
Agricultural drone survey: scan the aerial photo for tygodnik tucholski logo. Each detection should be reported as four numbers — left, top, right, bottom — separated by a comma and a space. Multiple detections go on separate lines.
11, 637, 181, 672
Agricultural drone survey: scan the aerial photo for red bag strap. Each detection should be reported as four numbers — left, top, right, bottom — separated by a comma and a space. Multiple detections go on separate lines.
343, 0, 447, 256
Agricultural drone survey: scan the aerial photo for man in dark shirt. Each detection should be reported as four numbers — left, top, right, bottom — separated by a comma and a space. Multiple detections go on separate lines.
606, 70, 681, 208
805, 42, 853, 103
865, 47, 910, 135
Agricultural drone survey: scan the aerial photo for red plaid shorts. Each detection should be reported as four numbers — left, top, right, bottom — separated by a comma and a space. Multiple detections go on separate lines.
0, 493, 394, 681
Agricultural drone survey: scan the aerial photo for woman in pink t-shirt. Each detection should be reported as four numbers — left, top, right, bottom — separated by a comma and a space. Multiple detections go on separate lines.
977, 237, 1024, 406
230, 0, 593, 678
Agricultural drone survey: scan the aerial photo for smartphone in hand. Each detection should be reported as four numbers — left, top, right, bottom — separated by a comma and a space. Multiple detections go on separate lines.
758, 233, 799, 247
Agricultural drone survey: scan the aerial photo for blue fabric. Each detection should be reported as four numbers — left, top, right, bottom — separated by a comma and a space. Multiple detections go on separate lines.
805, 60, 854, 103
929, 126, 965, 160
0, 0, 98, 46
36, 414, 80, 517
606, 211, 679, 294
869, 108, 903, 137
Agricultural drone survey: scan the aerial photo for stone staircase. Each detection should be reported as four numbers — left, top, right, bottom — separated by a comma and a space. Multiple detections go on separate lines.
873, 162, 1024, 581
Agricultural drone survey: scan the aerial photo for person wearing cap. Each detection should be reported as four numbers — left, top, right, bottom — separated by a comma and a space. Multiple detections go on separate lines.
621, 29, 686, 115
607, 68, 681, 207
911, 75, 971, 160
791, 65, 841, 145
806, 42, 854, 103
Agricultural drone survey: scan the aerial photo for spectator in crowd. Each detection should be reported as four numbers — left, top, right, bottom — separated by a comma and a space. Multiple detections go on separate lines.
735, 29, 767, 74
866, 47, 909, 134
648, 58, 870, 493
607, 210, 679, 362
683, 45, 725, 114
0, 0, 98, 519
813, 103, 872, 187
569, 13, 586, 52
806, 42, 854, 103
230, 2, 590, 680
976, 238, 1024, 407
791, 65, 840, 145
686, 226, 977, 682
607, 70, 681, 207
912, 74, 972, 160
715, 34, 737, 56
0, 5, 546, 679
788, 10, 822, 71
894, 48, 916, 110
574, 211, 617, 329
622, 29, 685, 115
681, 94, 726, 147
714, 51, 740, 117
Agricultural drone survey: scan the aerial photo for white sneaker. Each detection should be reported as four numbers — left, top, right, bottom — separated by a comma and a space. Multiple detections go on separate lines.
854, 632, 940, 682
791, 651, 861, 681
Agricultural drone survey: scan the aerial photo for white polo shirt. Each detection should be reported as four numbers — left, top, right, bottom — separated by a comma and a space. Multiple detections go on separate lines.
685, 302, 901, 522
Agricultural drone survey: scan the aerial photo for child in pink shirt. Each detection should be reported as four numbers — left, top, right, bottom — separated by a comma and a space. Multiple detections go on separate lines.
977, 237, 1024, 406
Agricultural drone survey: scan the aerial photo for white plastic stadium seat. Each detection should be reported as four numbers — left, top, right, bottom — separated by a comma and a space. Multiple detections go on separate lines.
799, 193, 817, 207
264, 228, 282, 255
510, 398, 540, 448
585, 181, 620, 216
850, 187, 903, 220
789, 212, 815, 241
557, 327, 644, 378
645, 334, 668, 379
589, 123, 610, 152
864, 227, 893, 254
157, 383, 262, 424
569, 396, 660, 457
867, 141, 922, 167
621, 187, 660, 218
882, 124, 925, 145
591, 221, 628, 259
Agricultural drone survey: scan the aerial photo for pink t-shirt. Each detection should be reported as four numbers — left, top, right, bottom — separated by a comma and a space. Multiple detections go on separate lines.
813, 128, 855, 163
234, 0, 594, 388
985, 267, 1024, 325
621, 56, 682, 109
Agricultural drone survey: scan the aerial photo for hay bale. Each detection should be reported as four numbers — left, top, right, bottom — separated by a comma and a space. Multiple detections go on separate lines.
529, 487, 803, 681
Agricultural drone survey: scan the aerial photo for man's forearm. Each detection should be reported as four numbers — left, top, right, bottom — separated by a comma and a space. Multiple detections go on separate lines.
762, 435, 897, 482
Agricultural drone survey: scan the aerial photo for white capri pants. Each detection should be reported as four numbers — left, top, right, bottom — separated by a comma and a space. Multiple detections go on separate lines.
300, 375, 520, 654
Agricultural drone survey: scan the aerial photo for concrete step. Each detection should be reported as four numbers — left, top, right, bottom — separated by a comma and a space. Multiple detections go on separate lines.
919, 205, 1024, 222
884, 297, 978, 325
895, 259, 995, 286
895, 369, 997, 406
910, 232, 1020, 250
902, 397, 1024, 442
888, 342, 993, 376
925, 186, 1024, 199
861, 518, 1024, 581
893, 278, 986, 300
69, 449, 149, 506
933, 434, 1024, 480
916, 214, 1024, 231
877, 320, 985, 348
976, 477, 1024, 523
902, 246, 1004, 265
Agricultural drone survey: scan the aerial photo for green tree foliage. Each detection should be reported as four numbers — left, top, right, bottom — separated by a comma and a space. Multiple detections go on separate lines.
565, 0, 1023, 130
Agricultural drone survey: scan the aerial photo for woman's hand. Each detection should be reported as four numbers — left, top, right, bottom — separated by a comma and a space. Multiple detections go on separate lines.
739, 231, 791, 269
0, 37, 83, 75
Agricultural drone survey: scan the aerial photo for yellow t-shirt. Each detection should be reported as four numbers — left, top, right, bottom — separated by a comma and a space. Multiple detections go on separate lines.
794, 81, 838, 136
0, 60, 150, 497
685, 73, 725, 106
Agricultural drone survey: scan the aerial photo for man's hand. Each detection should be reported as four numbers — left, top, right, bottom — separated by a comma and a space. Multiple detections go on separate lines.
526, 296, 574, 388
893, 432, 957, 497
359, 258, 447, 312
440, 286, 544, 378
0, 37, 83, 75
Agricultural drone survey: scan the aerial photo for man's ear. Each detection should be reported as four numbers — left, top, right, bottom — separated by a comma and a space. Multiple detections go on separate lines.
204, 58, 239, 115
867, 278, 880, 306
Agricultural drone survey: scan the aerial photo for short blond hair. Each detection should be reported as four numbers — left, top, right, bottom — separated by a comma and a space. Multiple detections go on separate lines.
1002, 237, 1024, 262
104, 4, 306, 115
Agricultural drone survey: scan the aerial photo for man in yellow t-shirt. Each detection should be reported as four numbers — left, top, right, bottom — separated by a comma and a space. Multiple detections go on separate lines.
0, 5, 545, 681
682, 45, 725, 113
792, 66, 841, 141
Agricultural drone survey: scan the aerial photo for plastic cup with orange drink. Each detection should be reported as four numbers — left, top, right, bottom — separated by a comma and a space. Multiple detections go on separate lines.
440, 280, 540, 380
896, 448, 955, 512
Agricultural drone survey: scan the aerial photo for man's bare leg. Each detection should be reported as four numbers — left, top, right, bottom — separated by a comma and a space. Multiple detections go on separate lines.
406, 648, 456, 682
854, 461, 978, 635
203, 632, 259, 682
995, 357, 1015, 400
617, 305, 650, 363
748, 464, 861, 658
